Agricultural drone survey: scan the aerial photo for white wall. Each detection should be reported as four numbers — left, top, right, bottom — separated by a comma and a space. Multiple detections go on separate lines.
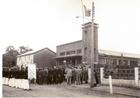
102, 79, 140, 88
17, 54, 34, 68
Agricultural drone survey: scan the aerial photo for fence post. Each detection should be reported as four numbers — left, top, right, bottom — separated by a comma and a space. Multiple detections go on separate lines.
135, 67, 139, 87
109, 75, 113, 94
100, 67, 104, 84
88, 68, 91, 83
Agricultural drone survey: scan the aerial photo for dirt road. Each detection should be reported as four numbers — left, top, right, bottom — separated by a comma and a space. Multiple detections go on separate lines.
3, 83, 133, 98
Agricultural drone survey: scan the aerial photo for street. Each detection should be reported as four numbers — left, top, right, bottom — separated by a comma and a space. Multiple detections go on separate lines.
3, 83, 134, 98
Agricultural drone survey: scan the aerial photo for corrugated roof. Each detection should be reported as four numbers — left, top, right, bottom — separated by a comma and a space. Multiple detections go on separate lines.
17, 46, 140, 59
99, 49, 140, 58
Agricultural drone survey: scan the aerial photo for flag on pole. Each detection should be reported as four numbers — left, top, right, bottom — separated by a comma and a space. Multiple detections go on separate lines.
83, 5, 91, 17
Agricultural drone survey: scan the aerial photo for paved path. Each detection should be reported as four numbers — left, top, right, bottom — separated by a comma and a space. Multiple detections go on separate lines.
3, 83, 137, 98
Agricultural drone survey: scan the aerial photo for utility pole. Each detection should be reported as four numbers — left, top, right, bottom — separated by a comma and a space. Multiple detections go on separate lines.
90, 1, 96, 88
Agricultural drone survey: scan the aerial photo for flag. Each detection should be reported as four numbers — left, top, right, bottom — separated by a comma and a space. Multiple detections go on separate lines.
83, 5, 91, 17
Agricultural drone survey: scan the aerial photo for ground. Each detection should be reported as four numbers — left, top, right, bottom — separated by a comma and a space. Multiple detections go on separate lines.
3, 83, 135, 98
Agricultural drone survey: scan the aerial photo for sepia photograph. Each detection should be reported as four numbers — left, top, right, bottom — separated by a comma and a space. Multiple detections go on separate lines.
1, 0, 140, 98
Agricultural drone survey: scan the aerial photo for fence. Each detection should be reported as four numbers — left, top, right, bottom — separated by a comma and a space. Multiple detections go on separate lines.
100, 67, 140, 88
104, 66, 135, 80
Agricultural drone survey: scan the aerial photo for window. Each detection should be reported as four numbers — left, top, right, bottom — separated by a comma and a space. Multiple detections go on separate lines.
77, 49, 81, 54
60, 52, 65, 56
66, 51, 70, 55
70, 51, 75, 54
123, 60, 128, 65
66, 50, 75, 55
118, 59, 128, 65
130, 60, 138, 66
99, 58, 106, 64
119, 60, 122, 65
112, 59, 117, 65
84, 31, 87, 41
84, 47, 87, 55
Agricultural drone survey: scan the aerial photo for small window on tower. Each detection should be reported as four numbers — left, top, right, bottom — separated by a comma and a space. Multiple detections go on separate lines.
84, 47, 87, 55
84, 31, 87, 41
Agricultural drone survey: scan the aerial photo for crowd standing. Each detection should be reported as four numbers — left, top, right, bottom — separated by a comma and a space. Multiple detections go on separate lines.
36, 65, 90, 85
36, 67, 65, 85
3, 64, 99, 86
65, 65, 88, 85
3, 66, 28, 79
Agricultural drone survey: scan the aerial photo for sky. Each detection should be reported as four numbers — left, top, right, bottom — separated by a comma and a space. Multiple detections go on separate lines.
0, 0, 140, 54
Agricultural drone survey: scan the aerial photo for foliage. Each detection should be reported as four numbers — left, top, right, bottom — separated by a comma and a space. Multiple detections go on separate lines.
19, 46, 33, 54
3, 45, 33, 68
3, 45, 19, 68
104, 55, 119, 76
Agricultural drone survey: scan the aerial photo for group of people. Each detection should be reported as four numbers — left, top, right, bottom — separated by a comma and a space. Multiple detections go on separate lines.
3, 67, 30, 90
36, 65, 89, 85
65, 65, 88, 85
36, 67, 65, 84
3, 67, 28, 79
3, 65, 99, 86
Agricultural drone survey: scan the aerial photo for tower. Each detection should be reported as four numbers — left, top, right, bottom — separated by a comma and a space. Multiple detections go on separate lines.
82, 22, 99, 66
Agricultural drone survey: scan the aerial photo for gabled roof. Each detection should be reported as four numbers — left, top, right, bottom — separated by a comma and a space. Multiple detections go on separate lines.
17, 47, 56, 57
99, 49, 140, 59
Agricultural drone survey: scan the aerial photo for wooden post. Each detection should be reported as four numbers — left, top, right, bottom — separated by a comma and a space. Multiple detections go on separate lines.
109, 75, 113, 94
135, 67, 139, 86
100, 67, 104, 84
90, 1, 96, 88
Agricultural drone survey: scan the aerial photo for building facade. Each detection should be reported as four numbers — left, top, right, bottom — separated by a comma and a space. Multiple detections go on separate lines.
56, 22, 140, 68
17, 48, 56, 69
56, 40, 140, 67
56, 22, 99, 67
56, 40, 82, 66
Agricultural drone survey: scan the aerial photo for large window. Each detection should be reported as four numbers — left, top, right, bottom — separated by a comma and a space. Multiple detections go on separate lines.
60, 52, 65, 56
66, 50, 75, 55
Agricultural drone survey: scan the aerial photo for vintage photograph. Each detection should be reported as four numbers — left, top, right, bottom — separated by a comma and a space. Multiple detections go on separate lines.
1, 0, 140, 97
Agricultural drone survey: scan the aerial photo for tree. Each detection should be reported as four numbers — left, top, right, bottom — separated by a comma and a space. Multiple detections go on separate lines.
6, 45, 15, 53
3, 45, 19, 68
19, 46, 33, 54
3, 45, 33, 68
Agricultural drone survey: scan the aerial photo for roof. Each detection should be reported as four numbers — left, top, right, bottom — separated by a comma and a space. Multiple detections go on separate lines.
99, 49, 140, 59
57, 40, 82, 47
17, 47, 56, 57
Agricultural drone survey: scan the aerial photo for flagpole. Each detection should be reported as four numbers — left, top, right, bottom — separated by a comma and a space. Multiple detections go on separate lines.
90, 1, 96, 88
81, 0, 84, 23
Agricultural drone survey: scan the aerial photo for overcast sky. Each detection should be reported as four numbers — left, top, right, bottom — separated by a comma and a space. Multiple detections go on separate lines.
0, 0, 140, 54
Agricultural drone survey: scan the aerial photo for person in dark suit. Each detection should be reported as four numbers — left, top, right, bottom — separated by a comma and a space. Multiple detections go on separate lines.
94, 70, 99, 86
